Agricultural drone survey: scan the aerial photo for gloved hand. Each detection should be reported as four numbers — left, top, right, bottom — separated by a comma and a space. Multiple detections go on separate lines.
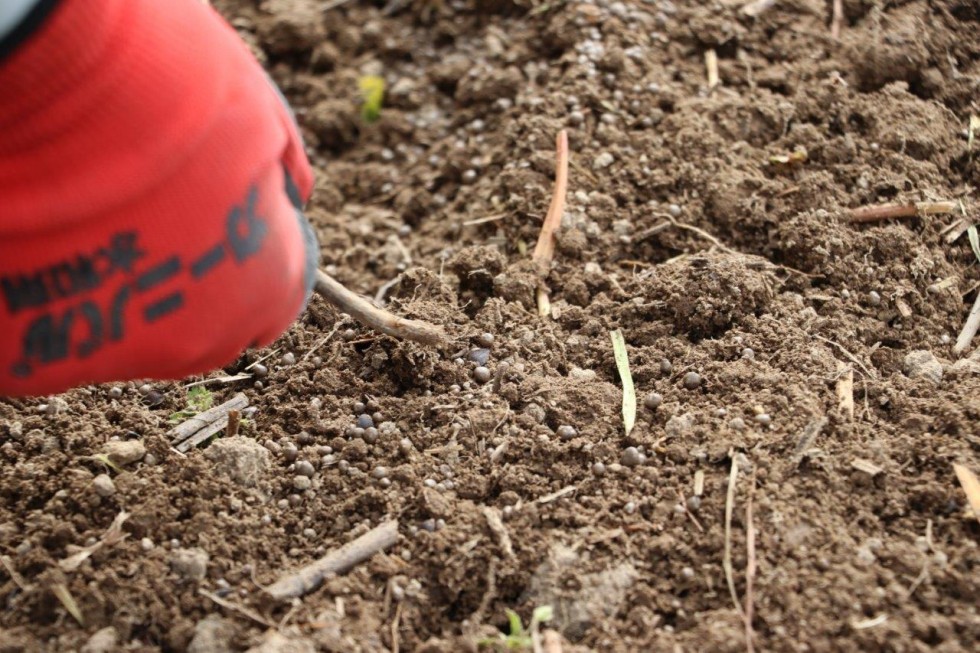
0, 0, 319, 397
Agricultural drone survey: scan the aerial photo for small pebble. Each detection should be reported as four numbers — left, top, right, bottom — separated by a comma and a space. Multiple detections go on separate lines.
681, 566, 695, 579
292, 475, 312, 491
668, 203, 682, 217
363, 427, 379, 444
660, 359, 672, 374
91, 474, 116, 498
477, 332, 495, 348
473, 366, 492, 384
556, 425, 577, 441
372, 466, 389, 479
424, 478, 437, 488
138, 384, 153, 396
295, 460, 315, 477
643, 392, 662, 410
621, 447, 643, 467
303, 528, 317, 539
592, 462, 606, 476
755, 413, 772, 427
730, 417, 746, 430
282, 445, 298, 463
353, 401, 366, 414
624, 501, 636, 514
140, 538, 154, 551
868, 290, 881, 306
686, 496, 701, 512
741, 348, 755, 360
682, 372, 702, 390
252, 363, 268, 378
108, 387, 123, 399
468, 348, 490, 365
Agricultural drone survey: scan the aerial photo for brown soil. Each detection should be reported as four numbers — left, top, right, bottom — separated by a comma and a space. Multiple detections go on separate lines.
3, 1, 980, 651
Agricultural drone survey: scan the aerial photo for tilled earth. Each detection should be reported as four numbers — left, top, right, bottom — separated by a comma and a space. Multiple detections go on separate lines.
3, 0, 980, 651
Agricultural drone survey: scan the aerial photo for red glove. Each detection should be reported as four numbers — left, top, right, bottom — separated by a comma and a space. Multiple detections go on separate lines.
0, 0, 318, 397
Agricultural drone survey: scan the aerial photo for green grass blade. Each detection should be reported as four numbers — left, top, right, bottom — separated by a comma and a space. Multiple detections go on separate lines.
610, 329, 636, 436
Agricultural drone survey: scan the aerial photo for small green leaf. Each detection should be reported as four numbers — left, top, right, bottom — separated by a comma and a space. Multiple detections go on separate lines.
358, 75, 385, 123
968, 224, 980, 265
610, 329, 636, 436
505, 608, 525, 638
530, 605, 553, 629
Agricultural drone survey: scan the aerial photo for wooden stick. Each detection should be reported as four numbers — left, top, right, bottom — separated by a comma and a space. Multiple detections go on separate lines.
723, 456, 745, 621
847, 200, 958, 223
836, 365, 854, 422
265, 520, 399, 600
831, 0, 844, 39
314, 270, 447, 347
169, 393, 248, 449
953, 290, 980, 355
532, 131, 570, 317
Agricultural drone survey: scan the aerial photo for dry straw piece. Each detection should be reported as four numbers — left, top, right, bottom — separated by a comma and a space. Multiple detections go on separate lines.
610, 329, 636, 436
532, 130, 569, 317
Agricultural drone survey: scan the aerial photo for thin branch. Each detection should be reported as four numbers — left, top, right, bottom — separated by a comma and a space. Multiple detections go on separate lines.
199, 589, 275, 628
314, 270, 447, 347
847, 200, 958, 223
265, 520, 399, 599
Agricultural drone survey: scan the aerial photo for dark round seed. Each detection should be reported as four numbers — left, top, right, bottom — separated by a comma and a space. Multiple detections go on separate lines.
621, 447, 643, 467
356, 414, 374, 429
682, 372, 702, 390
342, 329, 356, 341
295, 460, 315, 477
557, 425, 577, 441
253, 381, 264, 391
363, 427, 379, 444
252, 364, 269, 378
643, 392, 663, 410
473, 366, 492, 384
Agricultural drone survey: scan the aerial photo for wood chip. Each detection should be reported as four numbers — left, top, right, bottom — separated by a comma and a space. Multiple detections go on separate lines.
851, 459, 884, 476
953, 463, 980, 526
793, 417, 829, 461
169, 393, 248, 451
482, 507, 515, 559
694, 470, 705, 497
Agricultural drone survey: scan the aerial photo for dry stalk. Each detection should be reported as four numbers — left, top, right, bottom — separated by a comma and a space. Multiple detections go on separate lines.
953, 290, 980, 355
314, 270, 447, 346
836, 363, 854, 421
831, 0, 844, 39
705, 49, 720, 89
532, 130, 570, 317
847, 200, 958, 223
542, 630, 564, 653
742, 0, 776, 17
744, 478, 757, 653
723, 456, 745, 621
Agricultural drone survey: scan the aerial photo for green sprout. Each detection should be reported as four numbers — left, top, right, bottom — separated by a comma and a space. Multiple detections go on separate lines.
358, 75, 385, 123
169, 386, 214, 423
478, 606, 553, 651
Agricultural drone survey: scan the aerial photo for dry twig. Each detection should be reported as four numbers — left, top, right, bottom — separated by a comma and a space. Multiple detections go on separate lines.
199, 588, 275, 628
836, 363, 854, 422
847, 200, 958, 223
314, 270, 447, 346
953, 463, 980, 526
265, 520, 399, 599
169, 393, 248, 453
742, 0, 776, 17
531, 130, 570, 317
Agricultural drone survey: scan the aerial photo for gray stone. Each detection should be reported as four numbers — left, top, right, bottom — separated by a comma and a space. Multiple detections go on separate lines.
204, 436, 270, 487
903, 350, 943, 384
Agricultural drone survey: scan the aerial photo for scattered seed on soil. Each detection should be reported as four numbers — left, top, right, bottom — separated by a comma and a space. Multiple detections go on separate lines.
108, 387, 123, 399
473, 366, 492, 384
868, 291, 882, 306
372, 466, 389, 479
138, 384, 153, 396
755, 413, 772, 426
252, 364, 269, 378
592, 462, 606, 476
621, 447, 643, 467
668, 203, 682, 217
643, 392, 663, 410
686, 496, 701, 512
624, 501, 636, 514
660, 359, 673, 374
363, 427, 379, 444
476, 332, 495, 348
730, 417, 746, 430
295, 461, 315, 478
353, 401, 366, 414
281, 352, 296, 366
282, 445, 298, 463
682, 372, 702, 390
741, 348, 755, 360
356, 414, 374, 428
557, 425, 577, 440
